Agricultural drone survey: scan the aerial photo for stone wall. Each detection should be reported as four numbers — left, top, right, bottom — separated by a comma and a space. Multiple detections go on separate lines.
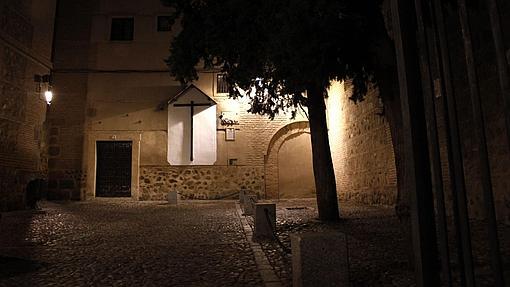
0, 0, 56, 211
439, 5, 510, 221
0, 168, 22, 211
264, 121, 311, 199
327, 82, 398, 206
262, 82, 397, 204
46, 1, 509, 225
139, 165, 264, 200
58, 0, 309, 199
47, 0, 98, 200
197, 81, 309, 168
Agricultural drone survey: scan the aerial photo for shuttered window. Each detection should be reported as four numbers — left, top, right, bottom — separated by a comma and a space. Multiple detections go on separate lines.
110, 17, 134, 41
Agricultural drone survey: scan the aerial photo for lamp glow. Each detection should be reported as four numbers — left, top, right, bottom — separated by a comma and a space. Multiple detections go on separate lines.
44, 90, 53, 105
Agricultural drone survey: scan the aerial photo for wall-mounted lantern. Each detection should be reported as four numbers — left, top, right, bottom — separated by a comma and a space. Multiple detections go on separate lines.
34, 74, 53, 105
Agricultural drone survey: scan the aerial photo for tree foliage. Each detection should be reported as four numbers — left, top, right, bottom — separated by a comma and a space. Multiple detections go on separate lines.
162, 0, 385, 116
161, 0, 388, 221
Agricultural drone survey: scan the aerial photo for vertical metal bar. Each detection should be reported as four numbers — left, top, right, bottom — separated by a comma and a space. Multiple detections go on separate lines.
430, 1, 476, 285
413, 0, 452, 285
456, 1, 505, 286
485, 0, 510, 151
190, 100, 194, 162
390, 1, 440, 285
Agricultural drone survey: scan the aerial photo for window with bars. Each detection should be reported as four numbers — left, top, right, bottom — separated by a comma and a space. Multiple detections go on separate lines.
217, 74, 229, 94
110, 17, 134, 41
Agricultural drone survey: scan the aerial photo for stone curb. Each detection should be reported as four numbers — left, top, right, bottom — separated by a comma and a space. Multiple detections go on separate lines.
235, 203, 282, 287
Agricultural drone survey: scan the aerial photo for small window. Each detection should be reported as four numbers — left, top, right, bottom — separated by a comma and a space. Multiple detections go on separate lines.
110, 17, 134, 41
217, 74, 229, 94
157, 16, 174, 32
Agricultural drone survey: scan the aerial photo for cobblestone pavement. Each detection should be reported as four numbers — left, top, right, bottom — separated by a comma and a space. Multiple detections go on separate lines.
0, 200, 263, 287
254, 199, 510, 287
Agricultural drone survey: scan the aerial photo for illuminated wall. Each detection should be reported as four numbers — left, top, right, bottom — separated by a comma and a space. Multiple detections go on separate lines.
326, 81, 398, 205
49, 0, 399, 203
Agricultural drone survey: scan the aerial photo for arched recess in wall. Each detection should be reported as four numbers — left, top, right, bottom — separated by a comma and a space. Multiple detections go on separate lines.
264, 121, 314, 199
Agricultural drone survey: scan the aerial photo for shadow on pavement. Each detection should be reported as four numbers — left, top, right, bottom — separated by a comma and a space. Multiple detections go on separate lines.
0, 256, 45, 278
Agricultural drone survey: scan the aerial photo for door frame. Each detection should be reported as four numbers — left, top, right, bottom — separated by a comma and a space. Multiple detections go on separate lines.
264, 121, 310, 199
95, 140, 133, 197
86, 132, 141, 200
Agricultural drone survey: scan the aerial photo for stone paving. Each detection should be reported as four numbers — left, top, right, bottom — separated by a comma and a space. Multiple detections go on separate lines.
254, 199, 510, 287
254, 199, 415, 287
1, 198, 508, 287
0, 200, 263, 287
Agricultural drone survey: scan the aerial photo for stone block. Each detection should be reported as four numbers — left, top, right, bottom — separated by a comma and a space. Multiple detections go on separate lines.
254, 203, 276, 238
291, 232, 349, 287
167, 191, 178, 205
243, 195, 257, 215
239, 189, 246, 204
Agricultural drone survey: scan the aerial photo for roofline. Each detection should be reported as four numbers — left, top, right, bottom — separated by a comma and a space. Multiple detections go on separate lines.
167, 84, 216, 105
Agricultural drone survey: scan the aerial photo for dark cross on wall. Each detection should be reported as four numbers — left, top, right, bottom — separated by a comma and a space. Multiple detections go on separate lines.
173, 100, 212, 161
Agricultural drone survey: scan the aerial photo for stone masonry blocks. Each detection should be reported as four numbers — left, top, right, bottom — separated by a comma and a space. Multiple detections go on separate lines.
254, 203, 276, 239
243, 195, 257, 216
167, 191, 178, 205
140, 165, 264, 201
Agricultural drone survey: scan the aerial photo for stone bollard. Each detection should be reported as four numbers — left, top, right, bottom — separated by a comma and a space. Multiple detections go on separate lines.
243, 195, 257, 215
291, 232, 349, 287
167, 191, 178, 205
239, 189, 246, 204
254, 203, 276, 238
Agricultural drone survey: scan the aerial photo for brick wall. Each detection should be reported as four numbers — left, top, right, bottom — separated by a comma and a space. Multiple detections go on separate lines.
327, 81, 398, 206
210, 92, 309, 167
47, 0, 98, 200
264, 121, 311, 199
0, 0, 56, 211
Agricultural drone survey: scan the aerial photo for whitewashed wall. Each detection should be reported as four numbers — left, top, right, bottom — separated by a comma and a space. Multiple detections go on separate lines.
167, 87, 217, 165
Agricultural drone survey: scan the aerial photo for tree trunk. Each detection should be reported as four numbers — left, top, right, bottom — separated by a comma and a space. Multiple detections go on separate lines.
307, 84, 340, 221
377, 48, 415, 270
378, 66, 415, 269
375, 0, 414, 267
389, 0, 440, 284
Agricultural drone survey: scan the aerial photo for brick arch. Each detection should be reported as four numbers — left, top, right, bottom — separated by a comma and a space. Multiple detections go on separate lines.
264, 121, 310, 199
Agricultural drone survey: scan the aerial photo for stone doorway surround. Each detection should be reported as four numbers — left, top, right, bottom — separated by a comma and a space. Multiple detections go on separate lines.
277, 132, 315, 198
264, 121, 311, 199
85, 131, 141, 200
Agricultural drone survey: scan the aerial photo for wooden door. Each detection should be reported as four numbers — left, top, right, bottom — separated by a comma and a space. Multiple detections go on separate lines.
95, 141, 132, 197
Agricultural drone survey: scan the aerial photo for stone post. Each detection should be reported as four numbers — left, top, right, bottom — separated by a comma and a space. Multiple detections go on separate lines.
239, 189, 246, 204
291, 232, 349, 287
167, 191, 178, 205
254, 203, 276, 238
243, 195, 257, 215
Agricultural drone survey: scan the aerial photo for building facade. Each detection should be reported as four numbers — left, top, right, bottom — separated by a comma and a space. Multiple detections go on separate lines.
0, 0, 57, 211
29, 0, 510, 223
46, 0, 398, 204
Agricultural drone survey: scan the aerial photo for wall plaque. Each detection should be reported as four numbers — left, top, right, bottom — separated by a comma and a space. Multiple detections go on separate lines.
225, 128, 235, 141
